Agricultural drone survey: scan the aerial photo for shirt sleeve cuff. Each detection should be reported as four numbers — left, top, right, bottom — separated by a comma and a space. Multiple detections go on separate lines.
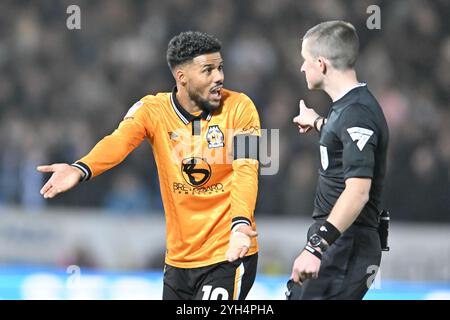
71, 161, 92, 182
231, 216, 251, 232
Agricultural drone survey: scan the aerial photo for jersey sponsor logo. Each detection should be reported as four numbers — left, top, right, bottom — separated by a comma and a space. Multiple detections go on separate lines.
173, 182, 224, 195
181, 157, 211, 187
206, 125, 224, 148
347, 127, 374, 151
192, 183, 224, 195
320, 145, 329, 170
319, 226, 328, 232
124, 101, 143, 119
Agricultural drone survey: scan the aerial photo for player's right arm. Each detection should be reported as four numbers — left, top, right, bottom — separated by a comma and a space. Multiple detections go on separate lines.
37, 99, 155, 199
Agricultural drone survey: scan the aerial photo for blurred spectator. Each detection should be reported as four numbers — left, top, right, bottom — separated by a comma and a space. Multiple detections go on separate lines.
103, 171, 153, 214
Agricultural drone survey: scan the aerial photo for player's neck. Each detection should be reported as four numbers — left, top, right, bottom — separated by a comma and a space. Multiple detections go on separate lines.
323, 69, 360, 102
176, 87, 202, 114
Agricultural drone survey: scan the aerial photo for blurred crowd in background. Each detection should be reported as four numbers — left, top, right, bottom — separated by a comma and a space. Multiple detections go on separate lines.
0, 0, 449, 222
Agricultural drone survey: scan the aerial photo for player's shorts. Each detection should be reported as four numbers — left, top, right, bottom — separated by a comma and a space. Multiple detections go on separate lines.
162, 253, 258, 300
286, 220, 381, 300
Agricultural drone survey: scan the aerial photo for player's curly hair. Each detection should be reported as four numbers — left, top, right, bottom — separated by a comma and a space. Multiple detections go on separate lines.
166, 31, 222, 69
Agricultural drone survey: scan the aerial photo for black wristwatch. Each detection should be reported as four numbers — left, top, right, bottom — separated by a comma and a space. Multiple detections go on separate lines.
308, 234, 329, 252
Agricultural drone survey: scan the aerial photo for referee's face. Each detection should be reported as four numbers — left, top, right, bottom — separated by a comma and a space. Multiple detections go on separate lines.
184, 52, 224, 112
300, 39, 324, 90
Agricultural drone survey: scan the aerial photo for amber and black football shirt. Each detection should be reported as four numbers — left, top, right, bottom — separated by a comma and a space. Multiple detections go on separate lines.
72, 87, 260, 268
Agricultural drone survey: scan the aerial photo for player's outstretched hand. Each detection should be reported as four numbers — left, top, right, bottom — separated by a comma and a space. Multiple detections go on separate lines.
225, 225, 258, 262
292, 100, 319, 134
37, 163, 83, 199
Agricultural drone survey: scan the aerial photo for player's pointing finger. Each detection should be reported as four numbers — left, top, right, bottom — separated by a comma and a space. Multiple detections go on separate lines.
40, 180, 53, 195
37, 165, 54, 173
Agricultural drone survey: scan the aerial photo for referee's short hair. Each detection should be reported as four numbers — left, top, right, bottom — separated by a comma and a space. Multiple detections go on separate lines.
303, 21, 359, 70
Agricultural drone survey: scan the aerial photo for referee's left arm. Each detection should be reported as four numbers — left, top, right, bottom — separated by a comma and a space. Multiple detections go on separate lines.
327, 177, 371, 233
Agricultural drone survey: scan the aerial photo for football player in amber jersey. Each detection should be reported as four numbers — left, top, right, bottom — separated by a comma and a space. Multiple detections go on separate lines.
38, 31, 260, 300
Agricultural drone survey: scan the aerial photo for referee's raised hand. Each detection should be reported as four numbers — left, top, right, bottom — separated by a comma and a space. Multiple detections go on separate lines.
37, 163, 83, 199
293, 100, 319, 133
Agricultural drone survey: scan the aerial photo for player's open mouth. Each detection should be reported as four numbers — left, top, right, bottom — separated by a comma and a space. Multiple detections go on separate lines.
210, 86, 222, 100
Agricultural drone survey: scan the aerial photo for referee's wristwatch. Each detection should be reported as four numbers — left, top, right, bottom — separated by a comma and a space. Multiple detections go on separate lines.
308, 234, 329, 252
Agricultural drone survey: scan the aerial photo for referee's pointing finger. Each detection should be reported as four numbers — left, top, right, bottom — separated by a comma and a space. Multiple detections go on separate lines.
299, 99, 307, 113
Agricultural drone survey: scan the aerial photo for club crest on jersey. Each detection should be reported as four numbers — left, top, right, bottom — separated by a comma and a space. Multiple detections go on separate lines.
206, 125, 224, 148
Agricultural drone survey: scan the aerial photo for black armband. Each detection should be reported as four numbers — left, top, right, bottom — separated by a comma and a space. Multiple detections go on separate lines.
233, 134, 259, 161
316, 221, 341, 246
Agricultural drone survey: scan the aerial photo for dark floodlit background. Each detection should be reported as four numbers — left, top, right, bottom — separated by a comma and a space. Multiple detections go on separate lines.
0, 0, 449, 299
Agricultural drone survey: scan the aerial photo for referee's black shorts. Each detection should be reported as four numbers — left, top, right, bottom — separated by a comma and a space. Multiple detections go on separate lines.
287, 221, 381, 300
163, 253, 257, 300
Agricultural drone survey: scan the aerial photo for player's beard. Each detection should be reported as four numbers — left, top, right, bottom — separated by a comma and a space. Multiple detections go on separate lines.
188, 89, 220, 113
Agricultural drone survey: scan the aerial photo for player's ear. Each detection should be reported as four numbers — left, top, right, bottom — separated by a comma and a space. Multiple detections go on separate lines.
174, 67, 188, 85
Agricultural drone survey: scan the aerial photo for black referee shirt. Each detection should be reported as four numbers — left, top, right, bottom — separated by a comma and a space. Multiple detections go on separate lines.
313, 84, 389, 228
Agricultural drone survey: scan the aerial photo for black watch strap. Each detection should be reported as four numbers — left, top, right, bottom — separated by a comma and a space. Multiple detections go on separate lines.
304, 245, 322, 260
313, 116, 323, 132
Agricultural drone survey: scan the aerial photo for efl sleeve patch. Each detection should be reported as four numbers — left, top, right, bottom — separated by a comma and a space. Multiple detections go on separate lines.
346, 127, 374, 151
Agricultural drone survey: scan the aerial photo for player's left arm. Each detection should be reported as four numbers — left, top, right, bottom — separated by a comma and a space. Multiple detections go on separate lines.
226, 94, 260, 262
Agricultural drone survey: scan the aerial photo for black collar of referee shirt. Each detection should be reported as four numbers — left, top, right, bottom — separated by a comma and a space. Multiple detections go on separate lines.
170, 86, 212, 125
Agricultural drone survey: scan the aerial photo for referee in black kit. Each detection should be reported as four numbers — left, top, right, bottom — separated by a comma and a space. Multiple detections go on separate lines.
288, 21, 389, 299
